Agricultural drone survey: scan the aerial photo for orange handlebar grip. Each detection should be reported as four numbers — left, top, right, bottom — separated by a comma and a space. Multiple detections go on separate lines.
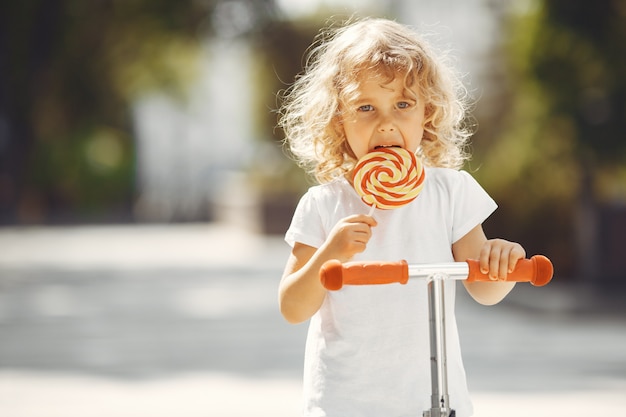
466, 254, 553, 286
320, 260, 409, 291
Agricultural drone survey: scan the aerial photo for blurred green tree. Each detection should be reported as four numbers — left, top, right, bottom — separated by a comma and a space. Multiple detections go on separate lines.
0, 0, 339, 227
473, 0, 626, 281
0, 0, 214, 223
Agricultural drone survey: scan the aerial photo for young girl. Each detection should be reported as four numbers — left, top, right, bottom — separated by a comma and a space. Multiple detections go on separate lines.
278, 17, 525, 417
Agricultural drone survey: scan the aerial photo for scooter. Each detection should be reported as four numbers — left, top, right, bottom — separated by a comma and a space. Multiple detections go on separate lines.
319, 255, 554, 417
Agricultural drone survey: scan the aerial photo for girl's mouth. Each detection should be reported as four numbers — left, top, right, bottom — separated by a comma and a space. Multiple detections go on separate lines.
373, 145, 402, 150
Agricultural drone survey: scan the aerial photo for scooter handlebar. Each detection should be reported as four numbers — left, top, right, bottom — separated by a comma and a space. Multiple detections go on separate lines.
320, 259, 409, 291
319, 255, 553, 291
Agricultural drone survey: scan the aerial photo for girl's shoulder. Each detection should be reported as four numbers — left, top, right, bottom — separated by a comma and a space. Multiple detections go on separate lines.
425, 166, 470, 184
425, 166, 493, 207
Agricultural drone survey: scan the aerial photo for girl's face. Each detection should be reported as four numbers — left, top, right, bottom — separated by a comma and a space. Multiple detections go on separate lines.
340, 71, 426, 161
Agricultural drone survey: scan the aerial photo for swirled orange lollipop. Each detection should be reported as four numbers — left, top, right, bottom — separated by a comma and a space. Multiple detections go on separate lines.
353, 147, 425, 213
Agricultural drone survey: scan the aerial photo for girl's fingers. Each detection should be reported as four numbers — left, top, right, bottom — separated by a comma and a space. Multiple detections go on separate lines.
346, 214, 378, 227
507, 244, 526, 273
497, 246, 512, 280
488, 246, 502, 280
353, 223, 372, 243
480, 240, 527, 280
479, 241, 493, 276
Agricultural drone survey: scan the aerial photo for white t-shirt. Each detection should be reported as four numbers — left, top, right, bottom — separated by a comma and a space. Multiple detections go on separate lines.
285, 167, 497, 417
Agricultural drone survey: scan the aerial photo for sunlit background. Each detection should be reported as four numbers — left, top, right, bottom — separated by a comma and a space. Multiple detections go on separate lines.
1, 0, 625, 416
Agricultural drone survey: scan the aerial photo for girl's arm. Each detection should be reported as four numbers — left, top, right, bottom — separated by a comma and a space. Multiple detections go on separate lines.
279, 214, 377, 324
453, 224, 526, 305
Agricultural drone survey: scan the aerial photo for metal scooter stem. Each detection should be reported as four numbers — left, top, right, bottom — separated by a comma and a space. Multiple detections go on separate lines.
407, 264, 466, 416
424, 274, 456, 417
408, 263, 469, 281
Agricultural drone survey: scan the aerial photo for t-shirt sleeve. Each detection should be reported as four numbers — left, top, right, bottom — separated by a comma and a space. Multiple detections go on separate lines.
451, 170, 498, 243
284, 189, 326, 249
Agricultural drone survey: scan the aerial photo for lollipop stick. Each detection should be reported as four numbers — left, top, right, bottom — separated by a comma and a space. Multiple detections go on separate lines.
367, 205, 376, 217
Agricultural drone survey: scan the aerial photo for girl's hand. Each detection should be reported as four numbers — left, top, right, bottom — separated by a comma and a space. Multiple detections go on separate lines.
279, 214, 377, 323
479, 239, 526, 281
322, 214, 377, 262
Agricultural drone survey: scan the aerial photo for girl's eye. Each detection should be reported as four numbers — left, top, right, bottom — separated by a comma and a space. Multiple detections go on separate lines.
358, 104, 374, 112
397, 101, 411, 109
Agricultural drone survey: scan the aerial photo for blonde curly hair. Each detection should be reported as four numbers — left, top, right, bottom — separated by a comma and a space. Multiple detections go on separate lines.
278, 17, 472, 184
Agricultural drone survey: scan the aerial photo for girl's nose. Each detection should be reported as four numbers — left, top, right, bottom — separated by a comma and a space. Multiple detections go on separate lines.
377, 117, 396, 132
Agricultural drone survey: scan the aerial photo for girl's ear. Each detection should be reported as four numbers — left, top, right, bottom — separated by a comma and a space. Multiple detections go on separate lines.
421, 131, 436, 143
423, 102, 435, 119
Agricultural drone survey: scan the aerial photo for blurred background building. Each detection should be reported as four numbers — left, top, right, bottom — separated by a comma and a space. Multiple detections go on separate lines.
1, 0, 626, 283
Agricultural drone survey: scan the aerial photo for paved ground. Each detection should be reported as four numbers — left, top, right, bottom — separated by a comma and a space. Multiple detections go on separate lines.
0, 223, 625, 416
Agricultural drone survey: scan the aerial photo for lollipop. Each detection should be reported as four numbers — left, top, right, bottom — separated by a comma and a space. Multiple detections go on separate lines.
352, 147, 425, 214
